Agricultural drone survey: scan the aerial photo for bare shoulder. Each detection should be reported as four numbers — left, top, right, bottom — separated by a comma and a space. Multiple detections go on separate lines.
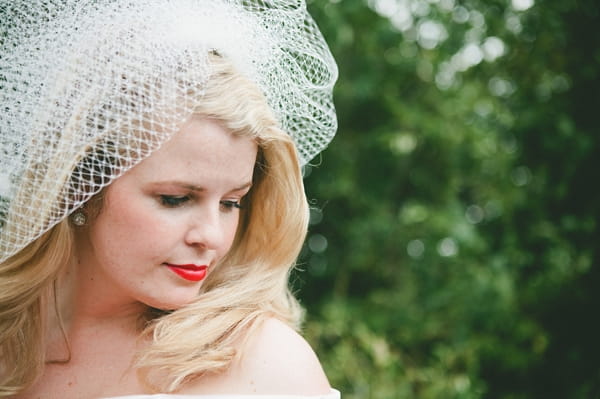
235, 317, 332, 395
179, 317, 332, 395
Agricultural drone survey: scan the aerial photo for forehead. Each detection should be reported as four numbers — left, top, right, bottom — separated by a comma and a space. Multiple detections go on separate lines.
115, 117, 258, 187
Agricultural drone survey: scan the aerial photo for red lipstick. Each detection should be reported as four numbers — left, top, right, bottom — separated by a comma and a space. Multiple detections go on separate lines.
166, 264, 208, 282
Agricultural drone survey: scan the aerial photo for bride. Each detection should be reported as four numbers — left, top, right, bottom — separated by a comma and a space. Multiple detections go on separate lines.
0, 1, 339, 397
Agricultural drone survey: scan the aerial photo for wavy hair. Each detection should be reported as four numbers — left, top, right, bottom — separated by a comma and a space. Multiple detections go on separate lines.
0, 55, 309, 395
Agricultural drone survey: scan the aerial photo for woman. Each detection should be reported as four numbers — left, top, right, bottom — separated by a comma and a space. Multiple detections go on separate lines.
0, 1, 338, 397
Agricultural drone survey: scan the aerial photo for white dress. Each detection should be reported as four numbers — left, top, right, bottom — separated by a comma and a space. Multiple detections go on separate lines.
104, 390, 340, 399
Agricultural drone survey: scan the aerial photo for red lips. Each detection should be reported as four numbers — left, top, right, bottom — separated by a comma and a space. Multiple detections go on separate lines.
166, 264, 208, 282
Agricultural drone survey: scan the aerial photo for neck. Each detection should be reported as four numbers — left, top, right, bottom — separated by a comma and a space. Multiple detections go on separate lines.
46, 286, 148, 366
47, 257, 149, 361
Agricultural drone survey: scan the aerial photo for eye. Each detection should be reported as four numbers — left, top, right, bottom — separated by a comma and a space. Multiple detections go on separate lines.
160, 195, 190, 207
220, 200, 243, 211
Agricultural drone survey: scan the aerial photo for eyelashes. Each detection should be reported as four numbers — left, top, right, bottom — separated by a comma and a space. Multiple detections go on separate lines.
220, 200, 243, 210
159, 195, 243, 210
160, 195, 190, 207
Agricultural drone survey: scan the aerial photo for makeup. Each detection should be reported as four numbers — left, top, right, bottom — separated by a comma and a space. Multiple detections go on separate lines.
166, 264, 208, 282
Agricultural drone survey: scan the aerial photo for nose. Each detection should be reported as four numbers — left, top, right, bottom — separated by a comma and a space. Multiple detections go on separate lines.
184, 207, 227, 251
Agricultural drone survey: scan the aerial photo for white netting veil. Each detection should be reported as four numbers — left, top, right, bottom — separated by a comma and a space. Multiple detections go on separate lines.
0, 0, 337, 262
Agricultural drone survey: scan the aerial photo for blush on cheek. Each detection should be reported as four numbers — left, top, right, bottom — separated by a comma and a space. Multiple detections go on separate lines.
218, 225, 240, 259
102, 189, 156, 230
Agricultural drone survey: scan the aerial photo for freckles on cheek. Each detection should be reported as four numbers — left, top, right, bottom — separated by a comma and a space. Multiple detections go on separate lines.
105, 196, 154, 231
95, 203, 162, 257
221, 223, 240, 256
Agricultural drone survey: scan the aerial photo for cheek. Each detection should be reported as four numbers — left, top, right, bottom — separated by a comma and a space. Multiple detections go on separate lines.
220, 215, 242, 255
105, 206, 152, 237
93, 200, 169, 258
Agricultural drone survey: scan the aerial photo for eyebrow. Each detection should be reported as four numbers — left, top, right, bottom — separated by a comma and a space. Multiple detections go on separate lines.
151, 181, 253, 192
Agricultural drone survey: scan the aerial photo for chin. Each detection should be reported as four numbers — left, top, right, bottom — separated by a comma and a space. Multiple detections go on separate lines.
141, 292, 199, 312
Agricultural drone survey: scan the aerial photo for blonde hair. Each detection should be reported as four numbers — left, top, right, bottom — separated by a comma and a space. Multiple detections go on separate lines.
0, 56, 309, 394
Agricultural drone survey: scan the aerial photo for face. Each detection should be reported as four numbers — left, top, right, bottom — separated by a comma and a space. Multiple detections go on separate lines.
74, 118, 258, 310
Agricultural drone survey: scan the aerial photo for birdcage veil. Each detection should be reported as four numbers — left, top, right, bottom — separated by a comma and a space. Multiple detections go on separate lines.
0, 0, 337, 263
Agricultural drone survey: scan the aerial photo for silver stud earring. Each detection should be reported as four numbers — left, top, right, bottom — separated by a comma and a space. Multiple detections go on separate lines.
71, 210, 87, 226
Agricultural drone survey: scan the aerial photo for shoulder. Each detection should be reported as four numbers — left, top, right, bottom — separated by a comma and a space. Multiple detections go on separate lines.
180, 317, 332, 395
235, 317, 332, 395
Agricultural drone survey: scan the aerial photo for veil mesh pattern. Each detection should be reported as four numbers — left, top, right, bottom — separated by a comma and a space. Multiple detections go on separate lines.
0, 0, 337, 262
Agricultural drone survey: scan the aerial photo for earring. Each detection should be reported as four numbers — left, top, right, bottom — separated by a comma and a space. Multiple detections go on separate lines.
71, 210, 87, 226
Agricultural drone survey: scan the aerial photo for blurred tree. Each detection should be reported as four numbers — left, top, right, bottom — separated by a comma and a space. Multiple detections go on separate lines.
296, 0, 600, 397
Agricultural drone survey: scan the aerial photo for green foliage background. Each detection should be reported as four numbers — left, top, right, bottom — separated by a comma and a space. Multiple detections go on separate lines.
295, 0, 600, 397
